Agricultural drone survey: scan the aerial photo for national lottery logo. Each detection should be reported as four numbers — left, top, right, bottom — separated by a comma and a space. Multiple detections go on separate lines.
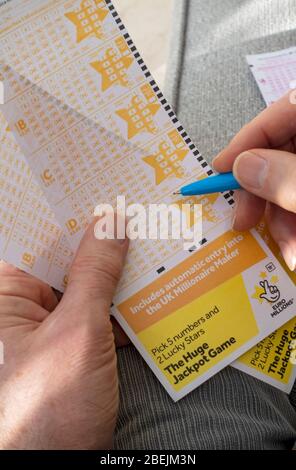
252, 271, 280, 304
252, 270, 293, 318
258, 279, 280, 303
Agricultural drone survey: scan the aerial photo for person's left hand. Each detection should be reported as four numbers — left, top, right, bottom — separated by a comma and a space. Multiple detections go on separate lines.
0, 217, 128, 450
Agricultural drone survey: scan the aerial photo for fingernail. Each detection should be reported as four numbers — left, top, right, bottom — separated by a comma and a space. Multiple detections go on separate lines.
278, 241, 296, 271
234, 152, 268, 189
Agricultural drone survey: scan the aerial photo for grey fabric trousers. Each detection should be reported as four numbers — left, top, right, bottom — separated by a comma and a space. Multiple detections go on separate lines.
114, 0, 296, 450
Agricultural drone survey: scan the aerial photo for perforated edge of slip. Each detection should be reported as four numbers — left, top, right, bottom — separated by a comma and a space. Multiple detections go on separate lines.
105, 0, 235, 276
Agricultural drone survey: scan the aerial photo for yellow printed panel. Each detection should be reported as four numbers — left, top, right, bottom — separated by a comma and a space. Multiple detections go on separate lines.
239, 317, 296, 384
118, 230, 266, 334
138, 274, 259, 391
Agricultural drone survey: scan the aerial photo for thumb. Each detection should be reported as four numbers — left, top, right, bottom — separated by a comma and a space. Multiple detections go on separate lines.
233, 149, 296, 213
61, 215, 128, 317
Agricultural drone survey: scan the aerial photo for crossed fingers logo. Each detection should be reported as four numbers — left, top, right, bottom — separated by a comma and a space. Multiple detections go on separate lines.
252, 272, 281, 304
259, 279, 280, 303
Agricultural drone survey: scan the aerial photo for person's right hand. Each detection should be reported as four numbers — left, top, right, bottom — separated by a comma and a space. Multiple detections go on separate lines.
213, 92, 296, 271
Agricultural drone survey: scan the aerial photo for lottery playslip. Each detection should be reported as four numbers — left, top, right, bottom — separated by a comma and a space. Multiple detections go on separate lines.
0, 0, 295, 400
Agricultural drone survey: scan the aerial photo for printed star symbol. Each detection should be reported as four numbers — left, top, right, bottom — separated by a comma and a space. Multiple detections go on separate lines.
65, 0, 108, 43
260, 271, 267, 279
252, 284, 265, 304
174, 192, 220, 226
91, 51, 133, 91
116, 96, 160, 139
143, 145, 188, 185
198, 193, 220, 223
174, 197, 201, 228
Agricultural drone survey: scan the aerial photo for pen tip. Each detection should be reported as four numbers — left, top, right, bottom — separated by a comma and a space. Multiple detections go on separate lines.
173, 191, 181, 195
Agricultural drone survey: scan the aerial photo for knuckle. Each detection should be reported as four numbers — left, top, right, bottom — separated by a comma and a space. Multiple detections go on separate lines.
70, 250, 123, 287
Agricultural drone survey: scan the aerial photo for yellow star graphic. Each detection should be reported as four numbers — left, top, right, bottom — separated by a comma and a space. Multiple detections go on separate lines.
143, 142, 188, 185
199, 193, 219, 223
174, 187, 220, 225
91, 52, 133, 91
260, 271, 267, 279
116, 96, 160, 139
252, 284, 265, 304
271, 275, 279, 284
174, 197, 201, 228
65, 0, 108, 43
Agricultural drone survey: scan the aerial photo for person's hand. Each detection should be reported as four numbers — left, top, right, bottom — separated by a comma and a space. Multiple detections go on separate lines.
0, 217, 128, 450
213, 92, 296, 271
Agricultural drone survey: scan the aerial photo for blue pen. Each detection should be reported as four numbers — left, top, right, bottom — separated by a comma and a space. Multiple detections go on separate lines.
173, 172, 241, 196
